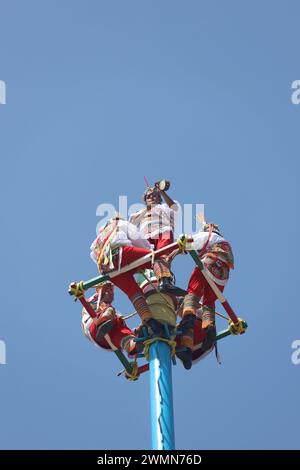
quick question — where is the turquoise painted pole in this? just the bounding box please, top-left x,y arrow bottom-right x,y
149,340 -> 175,450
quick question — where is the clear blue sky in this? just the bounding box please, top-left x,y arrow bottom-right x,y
0,0 -> 299,450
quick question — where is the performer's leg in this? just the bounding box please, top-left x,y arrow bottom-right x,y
113,249 -> 165,335
183,266 -> 204,315
112,273 -> 152,321
150,232 -> 173,279
176,267 -> 204,370
89,321 -> 112,350
89,316 -> 136,353
149,232 -> 186,296
120,245 -> 152,267
113,245 -> 180,334
112,245 -> 153,322
191,318 -> 214,363
155,231 -> 174,249
200,278 -> 225,352
180,266 -> 204,345
110,317 -> 138,355
201,268 -> 226,328
193,318 -> 205,348
86,306 -> 116,346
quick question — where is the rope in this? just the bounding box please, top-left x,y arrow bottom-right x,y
97,219 -> 119,271
120,311 -> 138,321
124,361 -> 139,381
215,310 -> 230,321
151,250 -> 155,267
197,301 -> 230,322
143,337 -> 177,362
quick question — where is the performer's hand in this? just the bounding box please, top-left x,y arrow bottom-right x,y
153,183 -> 161,193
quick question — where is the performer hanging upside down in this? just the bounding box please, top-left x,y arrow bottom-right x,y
177,223 -> 234,369
81,281 -> 137,355
176,300 -> 215,369
90,216 -> 182,335
129,179 -> 186,297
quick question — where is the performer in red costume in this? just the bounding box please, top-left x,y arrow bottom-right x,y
90,216 -> 183,335
129,179 -> 186,296
177,223 -> 234,369
176,300 -> 215,369
81,281 -> 137,355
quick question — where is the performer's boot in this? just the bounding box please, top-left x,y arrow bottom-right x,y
158,277 -> 187,296
176,293 -> 199,369
201,306 -> 216,352
130,293 -> 164,336
153,260 -> 187,296
176,314 -> 195,370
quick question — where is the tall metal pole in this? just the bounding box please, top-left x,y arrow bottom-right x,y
149,340 -> 175,450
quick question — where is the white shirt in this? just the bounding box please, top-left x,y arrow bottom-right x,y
90,220 -> 152,264
187,231 -> 226,252
129,201 -> 178,239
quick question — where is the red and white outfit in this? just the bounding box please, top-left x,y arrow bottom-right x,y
129,201 -> 178,247
90,220 -> 153,300
191,308 -> 215,363
176,300 -> 214,363
184,231 -> 234,324
129,202 -> 178,278
90,219 -> 175,322
81,292 -> 134,353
